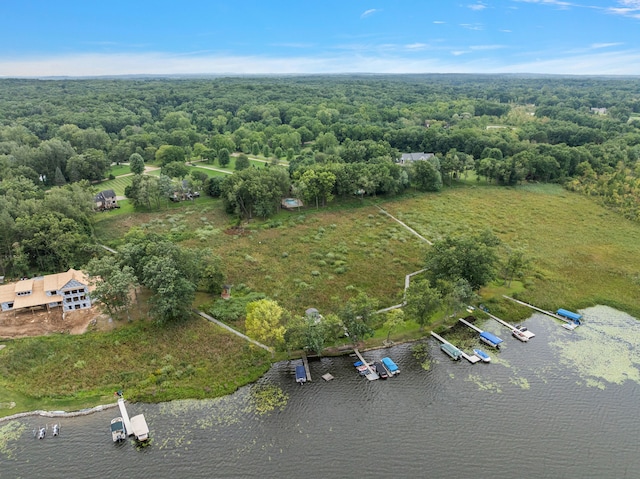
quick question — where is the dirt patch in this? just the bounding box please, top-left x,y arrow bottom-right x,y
0,306 -> 105,339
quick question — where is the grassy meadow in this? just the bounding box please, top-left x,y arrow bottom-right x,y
0,314 -> 271,416
93,181 -> 640,319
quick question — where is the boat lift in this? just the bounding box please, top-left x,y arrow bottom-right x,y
484,311 -> 535,341
458,318 -> 504,349
430,331 -> 480,363
503,296 -> 581,329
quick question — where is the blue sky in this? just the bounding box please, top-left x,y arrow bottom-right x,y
1,0 -> 639,77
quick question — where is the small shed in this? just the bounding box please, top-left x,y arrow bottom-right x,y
221,285 -> 232,300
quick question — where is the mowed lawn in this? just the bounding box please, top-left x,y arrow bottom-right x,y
93,175 -> 133,196
93,182 -> 640,319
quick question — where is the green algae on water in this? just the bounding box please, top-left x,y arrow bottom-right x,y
550,306 -> 640,388
0,421 -> 26,459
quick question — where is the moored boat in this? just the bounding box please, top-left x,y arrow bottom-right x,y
512,328 -> 529,342
36,427 -> 46,439
111,417 -> 126,442
440,343 -> 462,360
52,424 -> 60,437
374,362 -> 388,379
295,364 -> 307,384
381,357 -> 400,375
473,348 -> 491,362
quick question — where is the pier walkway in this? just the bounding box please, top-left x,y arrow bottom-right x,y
353,348 -> 379,380
502,296 -> 574,325
117,398 -> 132,436
301,353 -> 312,382
486,311 -> 535,339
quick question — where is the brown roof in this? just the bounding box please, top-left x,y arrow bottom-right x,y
0,269 -> 92,311
14,279 -> 34,293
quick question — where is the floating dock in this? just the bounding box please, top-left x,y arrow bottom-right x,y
485,312 -> 535,340
503,296 -> 581,328
458,318 -> 504,349
353,348 -> 379,380
430,332 -> 480,363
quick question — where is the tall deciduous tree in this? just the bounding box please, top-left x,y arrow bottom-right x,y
217,148 -> 231,168
424,230 -> 500,291
245,299 -> 287,350
404,279 -> 442,331
129,153 -> 145,175
340,292 -> 378,344
86,257 -> 137,319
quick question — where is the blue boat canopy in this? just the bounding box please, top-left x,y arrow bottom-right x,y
556,308 -> 582,323
480,331 -> 504,345
295,365 -> 306,380
381,357 -> 399,372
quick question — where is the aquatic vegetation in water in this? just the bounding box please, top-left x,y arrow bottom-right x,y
0,421 -> 27,459
509,376 -> 530,390
550,306 -> 640,388
250,385 -> 289,415
466,373 -> 502,393
412,342 -> 431,370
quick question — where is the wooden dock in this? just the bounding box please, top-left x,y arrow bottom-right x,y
458,318 -> 483,333
301,353 -> 312,382
353,348 -> 379,380
430,332 -> 480,363
117,398 -> 132,437
486,311 -> 535,338
503,295 -> 573,324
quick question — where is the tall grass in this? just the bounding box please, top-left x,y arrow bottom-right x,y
0,315 -> 271,415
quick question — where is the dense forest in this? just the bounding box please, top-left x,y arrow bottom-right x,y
1,75 -> 639,279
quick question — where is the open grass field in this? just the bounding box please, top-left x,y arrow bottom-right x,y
380,182 -> 640,319
93,181 -> 640,320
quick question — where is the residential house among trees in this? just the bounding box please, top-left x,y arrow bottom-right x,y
0,269 -> 93,313
94,189 -> 118,210
397,152 -> 435,165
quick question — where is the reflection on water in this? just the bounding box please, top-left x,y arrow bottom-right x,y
2,306 -> 639,479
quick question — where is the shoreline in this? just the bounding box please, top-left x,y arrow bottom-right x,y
0,401 -> 119,424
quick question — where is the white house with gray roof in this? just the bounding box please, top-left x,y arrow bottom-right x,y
398,152 -> 435,165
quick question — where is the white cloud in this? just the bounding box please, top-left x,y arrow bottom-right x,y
591,42 -> 623,49
361,9 -> 380,18
470,44 -> 507,51
514,0 -> 575,7
468,3 -> 488,10
1,48 -> 640,77
405,43 -> 429,50
459,23 -> 484,30
433,20 -> 446,24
